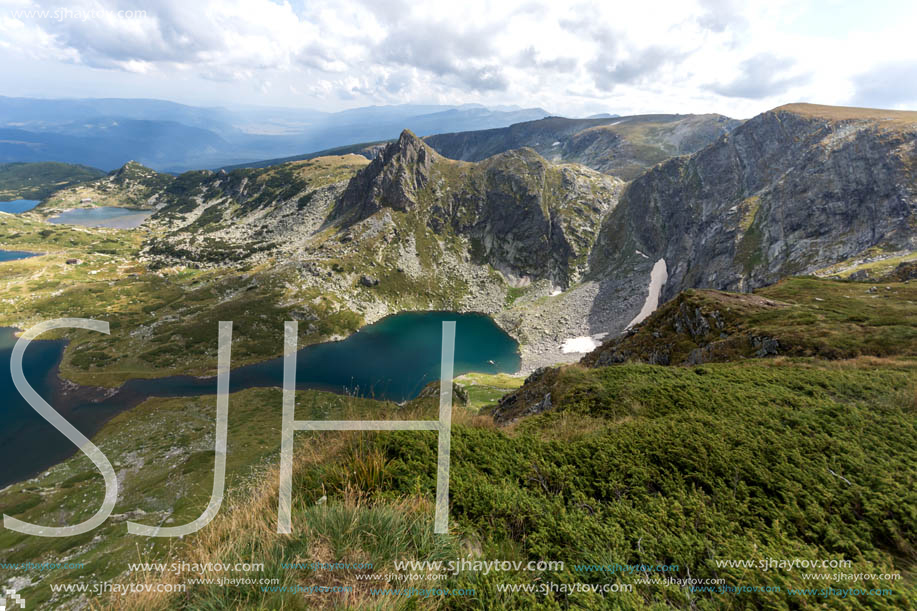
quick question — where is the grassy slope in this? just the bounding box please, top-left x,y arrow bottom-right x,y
8,359 -> 908,610
776,103 -> 917,125
816,249 -> 917,280
0,275 -> 911,609
455,373 -> 524,411
582,276 -> 917,369
1,197 -> 362,388
0,162 -> 105,201
0,388 -> 415,609
754,277 -> 917,357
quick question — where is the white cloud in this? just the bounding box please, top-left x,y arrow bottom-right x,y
709,53 -> 811,99
0,0 -> 916,115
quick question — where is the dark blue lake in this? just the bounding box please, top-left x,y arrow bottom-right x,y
0,312 -> 519,487
0,199 -> 39,213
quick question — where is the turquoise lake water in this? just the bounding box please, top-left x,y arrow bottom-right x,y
48,206 -> 152,228
0,199 -> 39,213
0,249 -> 39,262
0,312 -> 520,486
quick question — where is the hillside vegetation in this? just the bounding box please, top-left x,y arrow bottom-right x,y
0,213 -> 362,387
1,276 -> 913,609
577,276 -> 917,370
0,162 -> 104,201
38,161 -> 174,212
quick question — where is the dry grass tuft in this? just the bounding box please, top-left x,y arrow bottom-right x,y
104,395 -> 467,610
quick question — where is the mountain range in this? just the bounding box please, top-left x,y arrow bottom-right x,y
424,112 -> 740,179
1,101 -> 916,609
0,96 -> 551,172
27,102 -> 910,371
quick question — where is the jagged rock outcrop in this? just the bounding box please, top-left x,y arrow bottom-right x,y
335,130 -> 624,287
491,366 -> 561,424
337,130 -> 437,220
579,290 -> 788,368
878,261 -> 917,282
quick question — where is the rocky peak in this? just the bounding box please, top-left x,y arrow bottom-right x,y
109,160 -> 163,186
336,129 -> 438,220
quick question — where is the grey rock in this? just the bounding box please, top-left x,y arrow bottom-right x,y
751,336 -> 779,357
590,105 -> 917,303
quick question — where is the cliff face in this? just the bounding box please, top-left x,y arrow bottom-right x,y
336,130 -> 623,287
424,113 -> 740,180
591,104 -> 917,301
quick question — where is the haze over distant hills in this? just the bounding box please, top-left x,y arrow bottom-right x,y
0,97 -> 551,172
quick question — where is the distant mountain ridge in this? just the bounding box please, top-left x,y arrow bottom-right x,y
217,142 -> 388,172
0,161 -> 105,201
424,113 -> 740,179
0,121 -> 229,171
0,96 -> 550,171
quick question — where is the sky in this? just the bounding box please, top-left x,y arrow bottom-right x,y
1,0 -> 916,118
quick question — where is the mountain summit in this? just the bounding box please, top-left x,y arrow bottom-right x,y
337,130 -> 438,220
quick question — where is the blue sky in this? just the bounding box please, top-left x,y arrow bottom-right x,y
1,0 -> 915,117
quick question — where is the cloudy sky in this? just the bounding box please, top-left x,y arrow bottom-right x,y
1,0 -> 916,118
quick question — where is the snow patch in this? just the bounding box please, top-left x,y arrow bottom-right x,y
551,141 -> 561,146
561,336 -> 599,354
626,259 -> 668,329
635,250 -> 649,259
550,289 -> 562,296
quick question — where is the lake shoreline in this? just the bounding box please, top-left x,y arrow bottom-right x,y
0,311 -> 521,488
47,206 -> 153,229
0,248 -> 43,262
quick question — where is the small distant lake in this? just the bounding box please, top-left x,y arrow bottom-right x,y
0,199 -> 39,213
0,312 -> 520,487
0,249 -> 39,263
48,206 -> 152,229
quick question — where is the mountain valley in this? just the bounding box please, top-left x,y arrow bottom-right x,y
0,102 -> 915,610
